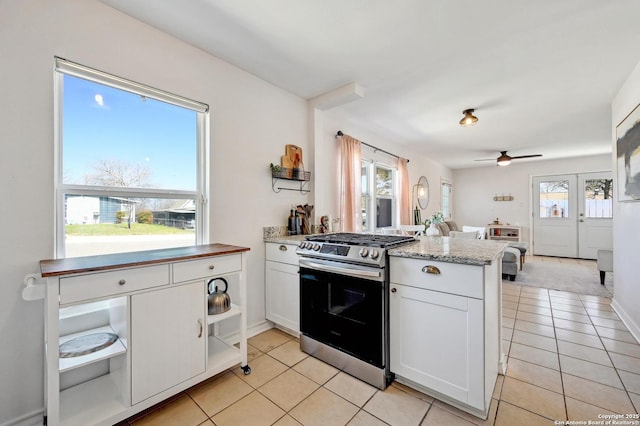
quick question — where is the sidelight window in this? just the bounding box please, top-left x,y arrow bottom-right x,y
441,180 -> 452,219
54,58 -> 209,257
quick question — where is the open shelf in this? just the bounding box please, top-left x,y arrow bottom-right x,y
487,225 -> 521,242
271,168 -> 311,194
59,372 -> 127,426
207,304 -> 241,325
59,325 -> 126,373
207,337 -> 241,372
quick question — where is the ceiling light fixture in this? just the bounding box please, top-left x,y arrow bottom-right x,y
459,109 -> 478,127
496,152 -> 511,166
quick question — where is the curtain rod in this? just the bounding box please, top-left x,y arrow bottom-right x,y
336,131 -> 409,163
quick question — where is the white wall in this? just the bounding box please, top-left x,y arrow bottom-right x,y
611,61 -> 640,340
453,155 -> 611,242
0,1 -> 308,424
314,110 -> 453,226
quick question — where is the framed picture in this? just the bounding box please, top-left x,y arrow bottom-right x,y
616,102 -> 640,201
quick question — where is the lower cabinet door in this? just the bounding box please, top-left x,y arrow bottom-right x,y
131,281 -> 206,405
390,283 -> 484,408
265,261 -> 300,332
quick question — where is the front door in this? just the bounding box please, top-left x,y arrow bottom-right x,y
577,172 -> 613,259
533,173 -> 613,259
533,175 -> 578,257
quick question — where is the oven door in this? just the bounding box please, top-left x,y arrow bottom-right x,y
299,259 -> 384,367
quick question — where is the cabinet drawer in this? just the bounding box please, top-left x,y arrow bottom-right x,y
390,257 -> 483,299
173,254 -> 241,283
60,265 -> 170,304
265,242 -> 299,265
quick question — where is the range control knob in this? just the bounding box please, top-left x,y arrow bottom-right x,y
359,248 -> 369,258
313,244 -> 321,251
369,249 -> 380,259
299,242 -> 306,249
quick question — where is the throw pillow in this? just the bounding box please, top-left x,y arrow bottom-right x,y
445,220 -> 459,232
436,222 -> 450,236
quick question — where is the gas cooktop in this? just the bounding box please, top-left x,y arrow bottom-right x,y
305,233 -> 415,248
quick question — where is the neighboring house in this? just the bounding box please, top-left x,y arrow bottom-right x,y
66,195 -> 137,225
152,199 -> 196,229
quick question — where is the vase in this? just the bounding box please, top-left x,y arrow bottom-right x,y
426,223 -> 440,236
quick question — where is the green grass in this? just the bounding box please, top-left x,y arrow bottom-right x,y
66,223 -> 193,236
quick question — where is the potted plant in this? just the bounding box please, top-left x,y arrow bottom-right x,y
424,212 -> 444,236
270,163 -> 283,178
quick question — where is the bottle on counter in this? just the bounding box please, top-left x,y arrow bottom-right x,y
294,210 -> 301,235
288,209 -> 296,235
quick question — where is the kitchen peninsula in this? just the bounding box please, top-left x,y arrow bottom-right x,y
264,231 -> 506,419
388,237 -> 506,419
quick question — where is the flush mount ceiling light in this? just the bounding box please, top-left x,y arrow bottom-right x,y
459,109 -> 478,127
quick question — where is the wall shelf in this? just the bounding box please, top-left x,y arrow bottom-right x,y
493,195 -> 514,201
271,168 -> 311,194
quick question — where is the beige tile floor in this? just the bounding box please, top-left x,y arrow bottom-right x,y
124,257 -> 640,426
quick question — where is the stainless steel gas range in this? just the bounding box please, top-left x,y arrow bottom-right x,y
296,233 -> 415,389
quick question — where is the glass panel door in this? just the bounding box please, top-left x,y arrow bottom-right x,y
533,175 -> 577,257
533,173 -> 613,259
578,173 -> 613,259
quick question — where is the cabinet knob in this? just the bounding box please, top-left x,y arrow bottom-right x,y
279,245 -> 288,251
391,288 -> 397,293
118,279 -> 126,286
421,265 -> 441,275
208,265 -> 215,270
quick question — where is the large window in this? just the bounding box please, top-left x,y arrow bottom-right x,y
362,160 -> 397,231
55,58 -> 208,257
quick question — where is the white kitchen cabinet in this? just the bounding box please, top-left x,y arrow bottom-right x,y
389,256 -> 502,419
131,281 -> 205,404
265,242 -> 300,334
390,284 -> 484,406
39,244 -> 249,426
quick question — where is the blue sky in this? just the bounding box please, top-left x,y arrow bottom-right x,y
62,75 -> 197,191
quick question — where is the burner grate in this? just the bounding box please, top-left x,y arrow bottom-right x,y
306,233 -> 415,247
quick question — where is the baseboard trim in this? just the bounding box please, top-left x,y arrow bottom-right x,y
0,408 -> 43,426
218,320 -> 274,345
248,320 -> 275,339
611,299 -> 640,344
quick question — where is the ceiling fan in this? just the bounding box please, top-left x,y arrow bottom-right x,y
475,151 -> 543,166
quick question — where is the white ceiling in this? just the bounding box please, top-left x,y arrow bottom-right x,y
101,0 -> 640,169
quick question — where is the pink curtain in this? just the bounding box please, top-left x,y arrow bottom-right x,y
398,157 -> 411,225
338,134 -> 362,232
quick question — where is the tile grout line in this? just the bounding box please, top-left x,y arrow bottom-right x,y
584,300 -> 639,412
544,286 -> 570,422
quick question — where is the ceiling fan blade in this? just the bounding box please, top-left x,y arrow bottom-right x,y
474,158 -> 495,162
510,154 -> 543,160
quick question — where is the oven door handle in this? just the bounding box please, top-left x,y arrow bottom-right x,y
299,258 -> 383,281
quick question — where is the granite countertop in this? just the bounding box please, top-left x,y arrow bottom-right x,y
264,234 -> 310,244
388,237 -> 508,266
